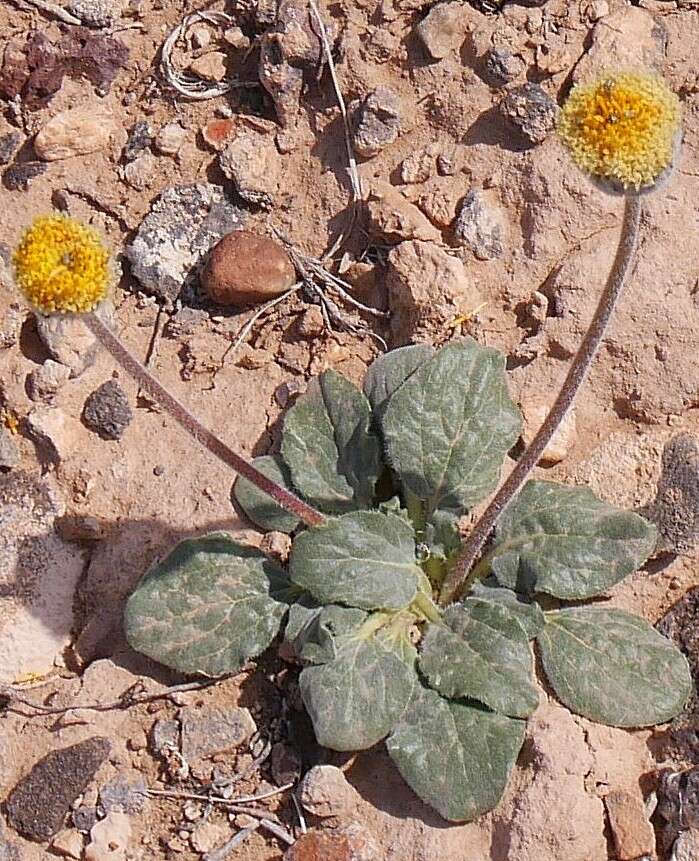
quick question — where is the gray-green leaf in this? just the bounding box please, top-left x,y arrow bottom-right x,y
281,370 -> 382,512
490,481 -> 658,599
387,686 -> 525,822
419,600 -> 539,717
233,455 -> 301,533
382,340 -> 521,515
294,604 -> 368,664
469,581 -> 546,639
125,534 -> 288,676
538,606 -> 693,727
363,344 -> 434,417
300,620 -> 417,750
289,510 -> 420,611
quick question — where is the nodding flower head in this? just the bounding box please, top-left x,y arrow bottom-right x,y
557,71 -> 681,194
13,215 -> 113,314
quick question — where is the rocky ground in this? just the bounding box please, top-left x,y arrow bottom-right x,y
1,0 -> 699,858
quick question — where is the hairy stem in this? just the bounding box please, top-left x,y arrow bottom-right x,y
85,312 -> 326,528
440,193 -> 643,604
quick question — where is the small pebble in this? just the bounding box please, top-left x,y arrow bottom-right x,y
500,83 -> 558,145
123,120 -> 153,162
189,52 -> 228,82
485,48 -> 525,87
350,86 -> 401,158
155,122 -> 187,156
202,230 -> 296,306
82,380 -> 133,441
27,359 -> 71,403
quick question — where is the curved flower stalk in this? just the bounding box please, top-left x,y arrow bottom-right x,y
12,214 -> 325,528
441,70 -> 682,603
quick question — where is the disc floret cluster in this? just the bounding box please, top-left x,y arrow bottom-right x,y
558,71 -> 681,192
13,215 -> 111,314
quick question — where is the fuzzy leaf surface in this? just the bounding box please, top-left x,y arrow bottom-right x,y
538,607 -> 693,727
469,581 -> 546,639
233,455 -> 300,533
491,481 -> 658,599
386,686 -> 525,822
125,534 -> 288,676
381,340 -> 521,514
294,604 -> 368,664
281,370 -> 382,512
300,620 -> 417,750
289,510 -> 420,611
419,601 -> 539,717
363,344 -> 434,417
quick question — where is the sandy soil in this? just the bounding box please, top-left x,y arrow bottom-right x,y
1,0 -> 699,858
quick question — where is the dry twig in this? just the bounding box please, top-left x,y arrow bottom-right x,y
7,0 -> 81,25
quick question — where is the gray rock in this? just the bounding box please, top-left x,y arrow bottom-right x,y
0,824 -> 21,861
484,47 -> 525,87
27,359 -> 72,403
67,0 -> 125,27
99,775 -> 147,815
123,120 -> 153,162
82,380 -> 132,441
454,189 -> 504,260
0,427 -> 19,470
180,706 -> 256,763
150,719 -> 179,755
643,433 -> 699,555
350,86 -> 401,158
5,737 -> 111,841
500,83 -> 558,145
0,131 -> 22,166
125,184 -> 245,303
3,161 -> 46,191
270,742 -> 301,786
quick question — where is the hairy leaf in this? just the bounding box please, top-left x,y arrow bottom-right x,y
490,481 -> 658,599
469,581 -> 546,639
419,601 -> 539,717
387,686 -> 525,822
363,344 -> 434,417
281,370 -> 382,512
300,619 -> 417,750
538,607 -> 693,727
290,510 -> 420,611
233,455 -> 300,533
294,604 -> 368,664
125,534 -> 288,676
381,340 -> 521,515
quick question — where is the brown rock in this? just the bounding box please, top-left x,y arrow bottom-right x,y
604,789 -> 656,861
34,105 -> 117,161
180,705 -> 257,762
284,825 -> 379,861
189,51 -> 228,82
298,765 -> 358,818
386,240 -> 482,344
202,231 -> 296,306
367,182 -> 441,244
416,1 -> 469,60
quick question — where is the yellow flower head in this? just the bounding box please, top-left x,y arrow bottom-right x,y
13,215 -> 112,314
557,71 -> 681,193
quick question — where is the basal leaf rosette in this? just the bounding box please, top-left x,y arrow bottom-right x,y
13,215 -> 114,314
558,71 -> 681,194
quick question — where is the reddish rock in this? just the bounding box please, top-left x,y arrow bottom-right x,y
284,825 -> 378,861
604,789 -> 656,861
202,230 -> 296,306
202,118 -> 235,150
